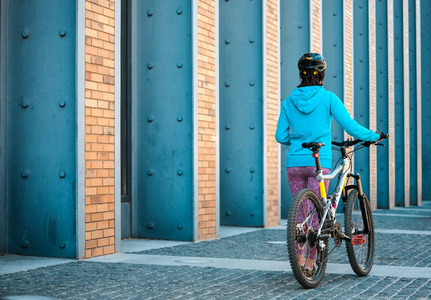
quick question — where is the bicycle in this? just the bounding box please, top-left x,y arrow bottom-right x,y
286,134 -> 389,288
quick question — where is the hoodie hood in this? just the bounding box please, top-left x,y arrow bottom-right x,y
290,86 -> 324,114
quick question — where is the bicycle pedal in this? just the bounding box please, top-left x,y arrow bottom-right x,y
351,234 -> 366,245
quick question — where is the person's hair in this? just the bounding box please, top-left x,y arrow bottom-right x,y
297,70 -> 325,87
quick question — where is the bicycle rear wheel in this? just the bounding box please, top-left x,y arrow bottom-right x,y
287,189 -> 328,288
344,189 -> 375,276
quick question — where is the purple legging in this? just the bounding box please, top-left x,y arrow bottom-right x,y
287,167 -> 331,265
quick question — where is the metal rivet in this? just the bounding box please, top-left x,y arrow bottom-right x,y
148,223 -> 154,229
147,116 -> 153,122
226,211 -> 231,216
177,63 -> 183,68
360,114 -> 364,117
333,43 -> 337,47
22,170 -> 29,178
359,33 -> 363,36
333,75 -> 337,78
59,100 -> 66,108
225,81 -> 230,87
147,10 -> 153,16
359,87 -> 363,90
177,8 -> 182,15
177,224 -> 183,230
359,59 -> 363,63
59,241 -> 67,249
21,30 -> 29,39
177,116 -> 183,122
333,12 -> 337,16
225,124 -> 231,130
59,29 -> 66,37
22,241 -> 29,248
249,81 -> 255,86
148,170 -> 153,176
147,63 -> 153,69
298,24 -> 302,29
334,136 -> 338,140
249,38 -> 254,43
250,124 -> 255,130
250,211 -> 255,217
250,168 -> 255,173
59,171 -> 66,178
177,170 -> 183,176
225,39 -> 230,44
225,168 -> 230,173
21,101 -> 29,109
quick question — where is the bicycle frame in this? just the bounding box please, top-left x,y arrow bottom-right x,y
315,156 -> 350,238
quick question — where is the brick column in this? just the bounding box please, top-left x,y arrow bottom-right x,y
265,0 -> 279,227
403,0 -> 410,206
344,1 -> 354,117
310,0 -> 322,53
197,0 -> 217,240
416,0 -> 422,206
388,0 -> 395,209
84,0 -> 116,258
369,0 -> 378,210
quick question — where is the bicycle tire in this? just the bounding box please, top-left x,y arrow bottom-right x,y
344,189 -> 375,276
287,189 -> 328,288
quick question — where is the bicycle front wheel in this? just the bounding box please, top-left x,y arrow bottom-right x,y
287,189 -> 328,289
344,189 -> 375,276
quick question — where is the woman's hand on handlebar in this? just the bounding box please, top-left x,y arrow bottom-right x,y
376,131 -> 389,142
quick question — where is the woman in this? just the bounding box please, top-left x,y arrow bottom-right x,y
275,53 -> 384,273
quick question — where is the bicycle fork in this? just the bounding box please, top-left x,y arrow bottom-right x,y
348,173 -> 371,235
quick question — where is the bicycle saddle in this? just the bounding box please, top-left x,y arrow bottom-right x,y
302,142 -> 325,149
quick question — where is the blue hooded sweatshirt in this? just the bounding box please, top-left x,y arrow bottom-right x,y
275,86 -> 380,169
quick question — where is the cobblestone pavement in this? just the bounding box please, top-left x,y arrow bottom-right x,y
0,202 -> 430,299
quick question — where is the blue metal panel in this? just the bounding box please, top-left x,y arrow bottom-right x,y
280,0 -> 310,218
353,0 -> 371,200
393,0 -> 406,206
376,0 -> 390,208
220,0 -> 263,226
322,0 -> 344,210
408,0 -> 418,205
421,0 -> 431,200
135,1 -> 193,240
7,0 -> 77,257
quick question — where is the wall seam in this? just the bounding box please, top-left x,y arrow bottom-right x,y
215,0 -> 220,238
77,0 -> 86,259
192,0 -> 199,241
262,0 -> 268,227
114,0 -> 121,252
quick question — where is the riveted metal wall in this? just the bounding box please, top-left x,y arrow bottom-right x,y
133,1 -> 193,240
7,0 -> 77,257
220,0 -> 263,226
322,0 -> 344,203
408,0 -> 418,205
421,0 -> 431,200
0,0 -> 7,254
394,0 -> 406,206
353,0 -> 372,199
375,0 -> 390,208
279,0 -> 310,219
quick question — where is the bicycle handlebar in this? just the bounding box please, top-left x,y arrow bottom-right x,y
331,133 -> 390,148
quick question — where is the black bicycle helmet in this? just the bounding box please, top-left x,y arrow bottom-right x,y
298,53 -> 327,72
